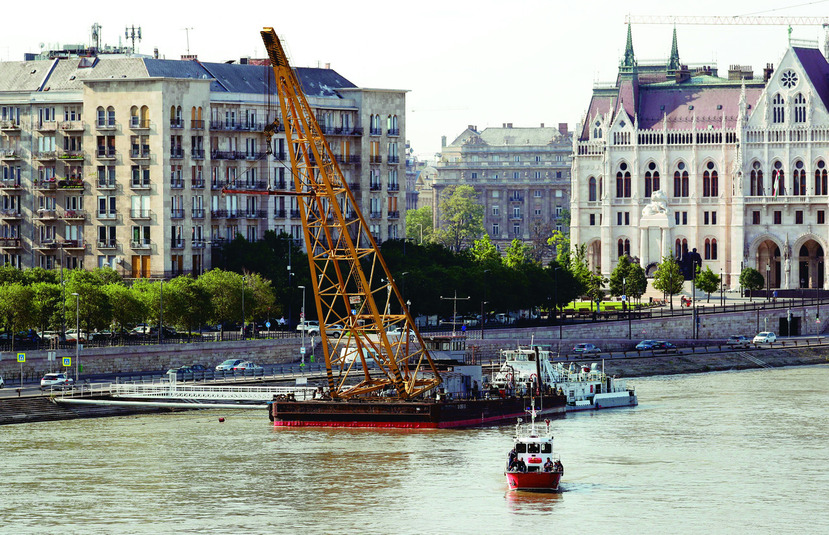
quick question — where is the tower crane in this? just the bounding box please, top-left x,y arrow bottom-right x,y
251,27 -> 441,400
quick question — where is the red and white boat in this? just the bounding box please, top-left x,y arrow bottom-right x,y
505,401 -> 563,492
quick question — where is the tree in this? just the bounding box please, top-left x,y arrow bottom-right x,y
405,206 -> 433,244
29,282 -> 61,335
585,272 -> 608,310
740,267 -> 765,301
103,284 -> 146,337
652,256 -> 684,311
197,269 -> 245,329
625,263 -> 648,303
245,272 -> 277,324
163,276 -> 211,334
504,239 -> 536,269
470,234 -> 501,267
608,255 -> 634,297
547,230 -> 572,268
695,266 -> 720,303
0,283 -> 34,352
432,184 -> 484,252
528,219 -> 554,262
66,280 -> 112,334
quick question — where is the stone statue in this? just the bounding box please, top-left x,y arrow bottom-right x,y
642,189 -> 669,217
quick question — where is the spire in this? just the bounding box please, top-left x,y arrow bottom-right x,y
622,23 -> 636,69
668,26 -> 681,73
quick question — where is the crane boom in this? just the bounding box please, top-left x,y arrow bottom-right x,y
259,27 -> 441,400
625,15 -> 829,26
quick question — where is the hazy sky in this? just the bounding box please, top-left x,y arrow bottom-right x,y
5,0 -> 829,160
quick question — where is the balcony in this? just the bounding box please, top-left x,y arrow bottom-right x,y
97,211 -> 117,220
370,183 -> 382,191
33,179 -> 58,191
289,209 -> 300,218
191,120 -> 205,130
370,128 -> 382,136
370,155 -> 382,164
170,208 -> 185,219
60,121 -> 84,132
192,179 -> 205,189
273,151 -> 287,161
170,179 -> 184,189
274,209 -> 287,218
239,122 -> 261,132
0,236 -> 23,249
245,151 -> 266,160
97,179 -> 116,190
33,151 -> 57,161
387,128 -> 400,137
0,149 -> 22,160
33,240 -> 59,250
35,121 -> 57,132
192,208 -> 205,219
130,118 -> 150,130
0,209 -> 22,220
211,209 -> 227,218
131,179 -> 151,190
243,210 -> 267,219
0,120 -> 21,131
96,120 -> 116,130
388,183 -> 400,192
0,237 -> 22,248
191,149 -> 205,159
60,240 -> 85,251
192,239 -> 206,249
97,239 -> 117,249
211,150 -> 241,160
348,182 -> 361,191
211,181 -> 224,191
388,210 -> 400,219
57,179 -> 85,191
97,147 -> 116,159
130,145 -> 151,160
61,210 -> 86,221
369,211 -> 382,219
226,211 -> 239,219
0,180 -> 22,190
130,209 -> 151,220
510,196 -> 524,202
170,148 -> 184,159
171,238 -> 185,249
388,156 -> 400,164
131,238 -> 151,249
170,119 -> 184,129
58,151 -> 84,162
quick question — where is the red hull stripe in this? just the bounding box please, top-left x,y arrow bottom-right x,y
273,408 -> 562,429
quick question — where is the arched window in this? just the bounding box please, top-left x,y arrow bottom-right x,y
675,238 -> 682,258
772,93 -> 785,123
816,160 -> 828,196
793,160 -> 806,196
644,162 -> 660,198
588,177 -> 597,201
96,106 -> 105,127
618,239 -> 625,258
705,239 -> 711,260
682,239 -> 688,256
702,162 -> 718,197
106,106 -> 115,126
130,106 -> 139,127
750,162 -> 764,196
772,161 -> 785,196
711,238 -> 718,260
794,93 -> 806,123
140,105 -> 149,125
673,161 -> 689,197
616,162 -> 631,198
624,239 -> 630,257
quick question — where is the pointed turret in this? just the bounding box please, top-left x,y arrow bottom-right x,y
621,23 -> 637,71
667,26 -> 681,75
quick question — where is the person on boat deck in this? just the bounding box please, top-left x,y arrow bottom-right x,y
507,448 -> 517,469
554,460 -> 564,474
544,458 -> 554,472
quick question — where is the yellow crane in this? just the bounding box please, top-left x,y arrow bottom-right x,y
258,27 -> 441,400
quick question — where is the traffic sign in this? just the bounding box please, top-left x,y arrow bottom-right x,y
47,351 -> 56,361
16,352 -> 25,363
300,347 -> 306,354
265,321 -> 271,328
300,312 -> 305,319
63,357 -> 71,367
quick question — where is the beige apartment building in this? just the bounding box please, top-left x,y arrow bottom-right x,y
0,55 -> 406,277
427,123 -> 572,253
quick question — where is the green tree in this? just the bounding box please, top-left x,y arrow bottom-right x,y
608,255 -> 634,297
103,283 -> 146,337
652,256 -> 684,311
405,206 -> 434,244
626,263 -> 648,303
197,269 -> 245,330
432,184 -> 484,252
0,283 -> 34,351
245,272 -> 277,325
695,266 -> 720,303
585,272 -> 608,311
470,234 -> 501,267
66,280 -> 112,334
740,267 -> 765,301
164,276 -> 212,334
557,208 -> 571,231
93,266 -> 123,285
547,230 -> 572,268
504,239 -> 536,269
29,282 -> 61,335
0,266 -> 24,285
24,267 -> 59,285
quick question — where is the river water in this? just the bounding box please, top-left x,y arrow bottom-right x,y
1,365 -> 828,534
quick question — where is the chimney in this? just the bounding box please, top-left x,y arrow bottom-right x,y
507,123 -> 513,128
540,123 -> 545,128
468,124 -> 475,131
502,123 -> 506,128
675,64 -> 690,83
764,63 -> 774,82
240,57 -> 248,65
441,135 -> 447,148
153,48 -> 159,59
558,122 -> 568,135
325,62 -> 331,69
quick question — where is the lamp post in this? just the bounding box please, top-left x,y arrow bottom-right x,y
416,223 -> 423,245
158,280 -> 164,344
441,291 -> 470,337
71,292 -> 79,382
623,276 -> 631,339
482,269 -> 490,340
720,267 -> 724,307
554,267 -> 562,340
241,275 -> 246,339
298,285 -> 306,365
692,266 -> 697,339
766,263 -> 771,301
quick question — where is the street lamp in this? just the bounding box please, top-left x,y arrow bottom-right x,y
623,276 -> 631,339
241,275 -> 246,339
554,267 -> 562,340
158,280 -> 164,344
482,269 -> 490,340
416,223 -> 424,244
298,285 -> 306,365
441,291 -> 470,337
720,268 -> 724,307
766,263 -> 771,301
71,292 -> 79,382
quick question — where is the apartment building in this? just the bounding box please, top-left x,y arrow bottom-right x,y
0,55 -> 406,277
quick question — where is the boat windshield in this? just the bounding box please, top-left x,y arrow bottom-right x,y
527,443 -> 540,453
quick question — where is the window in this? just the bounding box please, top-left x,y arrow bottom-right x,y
772,161 -> 785,196
616,163 -> 631,198
711,212 -> 717,225
794,93 -> 806,123
753,211 -> 760,224
682,212 -> 687,225
617,238 -> 630,258
793,161 -> 806,196
513,224 -> 520,236
625,212 -> 630,225
774,210 -> 782,224
588,177 -> 597,201
816,160 -> 828,195
492,223 -> 499,235
819,211 -> 825,224
772,93 -> 785,124
675,212 -> 680,225
796,210 -> 804,224
704,211 -> 709,225
617,212 -> 623,225
750,162 -> 764,196
589,214 -> 596,226
703,162 -> 718,197
492,205 -> 500,216
644,162 -> 660,197
673,162 -> 689,197
534,190 -> 542,198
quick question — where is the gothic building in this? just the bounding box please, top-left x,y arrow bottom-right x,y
571,26 -> 829,290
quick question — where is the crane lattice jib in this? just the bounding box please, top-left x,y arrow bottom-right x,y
260,27 -> 441,400
625,15 -> 829,26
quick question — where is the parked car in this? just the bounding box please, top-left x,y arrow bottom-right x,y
0,375 -> 4,388
573,343 -> 601,353
215,359 -> 244,371
40,372 -> 74,390
232,361 -> 263,372
753,332 -> 777,344
727,335 -> 751,348
651,341 -> 678,352
65,329 -> 86,342
635,340 -> 658,350
296,320 -> 320,335
325,323 -> 345,336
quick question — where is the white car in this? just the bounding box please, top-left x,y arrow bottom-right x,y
215,359 -> 244,371
40,372 -> 74,390
752,332 -> 777,344
727,335 -> 751,348
232,361 -> 263,372
0,375 -> 4,388
296,321 -> 320,335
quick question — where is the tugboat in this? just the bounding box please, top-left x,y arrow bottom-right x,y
505,400 -> 563,492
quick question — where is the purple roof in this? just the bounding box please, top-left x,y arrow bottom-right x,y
637,85 -> 762,130
579,94 -> 615,140
794,47 -> 829,112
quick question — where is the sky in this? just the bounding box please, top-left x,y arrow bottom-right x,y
4,0 -> 829,161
